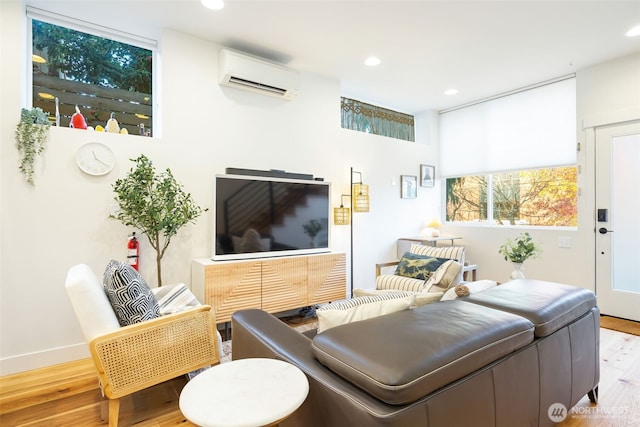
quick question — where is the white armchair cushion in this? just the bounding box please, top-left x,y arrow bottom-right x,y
65,264 -> 120,342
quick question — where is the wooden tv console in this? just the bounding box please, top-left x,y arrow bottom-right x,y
191,253 -> 347,324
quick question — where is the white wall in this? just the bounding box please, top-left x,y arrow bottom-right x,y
0,3 -> 437,374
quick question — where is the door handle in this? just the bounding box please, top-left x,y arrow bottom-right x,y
598,227 -> 613,234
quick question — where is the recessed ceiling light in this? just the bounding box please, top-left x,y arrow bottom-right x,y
626,24 -> 640,37
32,54 -> 46,64
201,0 -> 224,10
364,56 -> 381,67
444,88 -> 459,95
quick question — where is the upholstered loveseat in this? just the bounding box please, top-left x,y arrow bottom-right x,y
231,279 -> 600,427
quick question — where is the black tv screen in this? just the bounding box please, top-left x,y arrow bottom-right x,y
213,174 -> 331,260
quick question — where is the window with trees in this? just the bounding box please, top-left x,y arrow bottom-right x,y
30,12 -> 155,136
446,166 -> 577,227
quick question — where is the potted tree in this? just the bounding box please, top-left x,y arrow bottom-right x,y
15,107 -> 51,186
110,155 -> 205,286
498,232 -> 542,279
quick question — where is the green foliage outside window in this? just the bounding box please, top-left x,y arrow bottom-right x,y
33,20 -> 151,92
31,19 -> 153,134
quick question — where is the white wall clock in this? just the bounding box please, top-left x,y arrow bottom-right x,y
76,142 -> 116,176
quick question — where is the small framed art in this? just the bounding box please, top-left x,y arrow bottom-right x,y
401,175 -> 417,199
420,164 -> 435,187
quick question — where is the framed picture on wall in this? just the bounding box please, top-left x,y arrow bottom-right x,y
420,164 -> 435,187
401,175 -> 417,198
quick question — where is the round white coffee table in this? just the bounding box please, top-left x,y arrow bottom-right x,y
179,358 -> 309,427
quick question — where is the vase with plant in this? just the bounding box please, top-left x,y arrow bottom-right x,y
498,232 -> 542,279
15,107 -> 51,186
110,155 -> 206,286
302,219 -> 322,248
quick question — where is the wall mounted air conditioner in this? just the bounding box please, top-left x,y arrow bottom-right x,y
218,49 -> 300,100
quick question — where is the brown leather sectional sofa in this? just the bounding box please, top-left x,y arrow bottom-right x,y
231,279 -> 600,426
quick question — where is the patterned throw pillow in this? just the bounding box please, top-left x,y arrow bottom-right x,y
409,244 -> 466,285
103,260 -> 160,326
424,260 -> 463,291
152,283 -> 201,315
395,253 -> 449,281
316,293 -> 415,333
409,244 -> 465,266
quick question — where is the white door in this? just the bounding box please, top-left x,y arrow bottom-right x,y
595,122 -> 640,321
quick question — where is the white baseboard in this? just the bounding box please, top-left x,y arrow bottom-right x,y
0,343 -> 89,376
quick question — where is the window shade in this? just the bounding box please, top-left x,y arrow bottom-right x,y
439,77 -> 576,177
27,6 -> 157,50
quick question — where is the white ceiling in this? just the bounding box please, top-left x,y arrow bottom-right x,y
26,0 -> 640,113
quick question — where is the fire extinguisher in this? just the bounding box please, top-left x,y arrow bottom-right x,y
127,232 -> 139,271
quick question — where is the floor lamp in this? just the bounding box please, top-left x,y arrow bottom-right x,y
333,167 -> 370,298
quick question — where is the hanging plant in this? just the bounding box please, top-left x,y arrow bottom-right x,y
15,107 -> 51,186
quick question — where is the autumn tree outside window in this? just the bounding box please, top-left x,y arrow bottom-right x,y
446,167 -> 578,227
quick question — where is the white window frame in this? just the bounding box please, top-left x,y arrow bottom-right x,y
445,166 -> 578,231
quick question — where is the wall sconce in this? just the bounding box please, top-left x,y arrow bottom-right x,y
427,218 -> 443,237
352,170 -> 370,212
334,194 -> 351,225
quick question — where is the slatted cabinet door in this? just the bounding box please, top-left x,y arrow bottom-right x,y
308,253 -> 347,305
205,260 -> 262,323
261,256 -> 308,314
193,253 -> 346,324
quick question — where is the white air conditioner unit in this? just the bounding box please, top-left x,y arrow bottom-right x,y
218,49 -> 300,100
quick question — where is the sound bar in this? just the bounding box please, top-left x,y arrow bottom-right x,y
225,167 -> 316,181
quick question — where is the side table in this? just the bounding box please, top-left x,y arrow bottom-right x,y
463,264 -> 478,282
179,358 -> 309,427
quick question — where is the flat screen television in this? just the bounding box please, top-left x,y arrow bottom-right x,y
213,174 -> 331,260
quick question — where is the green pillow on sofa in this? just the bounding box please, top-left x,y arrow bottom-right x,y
395,253 -> 449,281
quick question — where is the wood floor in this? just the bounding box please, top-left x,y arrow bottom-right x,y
1,318 -> 639,427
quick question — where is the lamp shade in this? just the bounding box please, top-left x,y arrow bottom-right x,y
427,218 -> 442,229
352,184 -> 370,212
427,218 -> 442,237
334,206 -> 350,225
